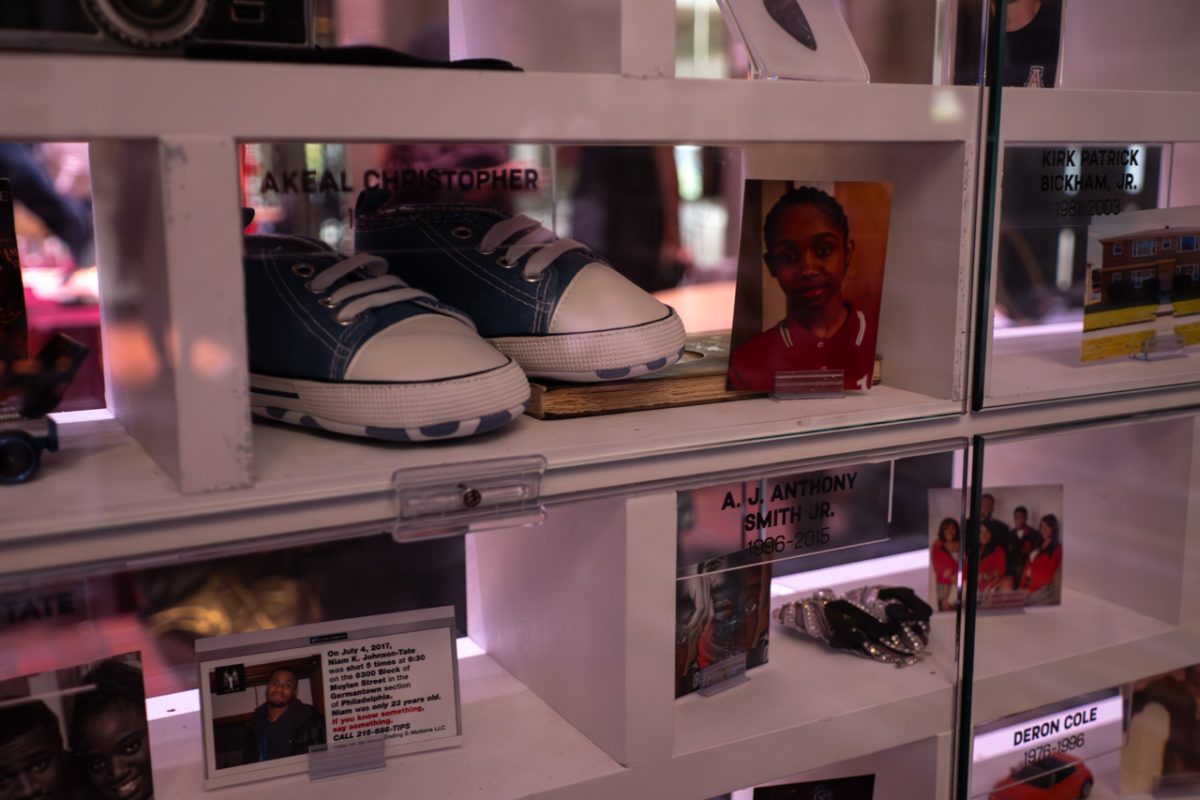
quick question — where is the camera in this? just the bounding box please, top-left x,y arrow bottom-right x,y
0,0 -> 312,54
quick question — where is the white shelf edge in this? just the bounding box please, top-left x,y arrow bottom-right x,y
4,381 -> 1200,578
1000,87 -> 1200,143
970,590 -> 1200,727
984,327 -> 1200,408
0,55 -> 978,143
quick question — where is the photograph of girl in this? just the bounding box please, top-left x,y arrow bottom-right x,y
728,180 -> 891,393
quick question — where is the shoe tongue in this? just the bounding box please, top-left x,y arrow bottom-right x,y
356,187 -> 390,217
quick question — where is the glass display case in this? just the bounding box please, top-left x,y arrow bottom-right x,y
976,0 -> 1200,408
961,411 -> 1200,799
1,1 -> 1199,799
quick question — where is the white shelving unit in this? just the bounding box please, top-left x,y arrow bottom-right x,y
3,3 -> 1200,798
5,382 -> 1199,577
0,54 -> 985,502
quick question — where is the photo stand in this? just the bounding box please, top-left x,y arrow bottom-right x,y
696,652 -> 751,697
391,455 -> 547,540
308,737 -> 387,782
1133,333 -> 1188,362
975,592 -> 1027,616
770,369 -> 845,400
714,0 -> 869,82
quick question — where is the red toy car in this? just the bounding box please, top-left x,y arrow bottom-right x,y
989,754 -> 1094,800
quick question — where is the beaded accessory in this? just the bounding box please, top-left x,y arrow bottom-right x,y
773,585 -> 932,668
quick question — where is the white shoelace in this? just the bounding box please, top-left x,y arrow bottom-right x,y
303,253 -> 435,324
477,215 -> 590,281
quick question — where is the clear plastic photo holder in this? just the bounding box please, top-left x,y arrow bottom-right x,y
308,737 -> 387,781
714,0 -> 869,82
770,369 -> 845,400
1133,332 -> 1188,361
696,652 -> 752,697
391,455 -> 547,541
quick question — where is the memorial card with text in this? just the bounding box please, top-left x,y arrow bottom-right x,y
196,608 -> 461,788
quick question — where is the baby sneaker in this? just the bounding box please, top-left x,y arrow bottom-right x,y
243,221 -> 530,441
354,190 -> 687,382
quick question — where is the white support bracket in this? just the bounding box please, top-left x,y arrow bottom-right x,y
468,491 -> 676,767
89,135 -> 252,493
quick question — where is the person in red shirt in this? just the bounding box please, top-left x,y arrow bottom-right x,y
1021,513 -> 1063,602
977,523 -> 1008,595
930,517 -> 961,612
729,186 -> 875,391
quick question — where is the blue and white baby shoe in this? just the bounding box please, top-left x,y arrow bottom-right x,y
243,227 -> 530,441
354,191 -> 687,382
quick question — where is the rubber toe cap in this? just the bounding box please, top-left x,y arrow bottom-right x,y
549,263 -> 673,334
346,313 -> 511,382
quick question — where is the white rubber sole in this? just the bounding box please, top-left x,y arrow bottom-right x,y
250,359 -> 530,441
488,309 -> 687,382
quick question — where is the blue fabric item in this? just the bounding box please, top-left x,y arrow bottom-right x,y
244,232 -> 464,381
354,194 -> 595,338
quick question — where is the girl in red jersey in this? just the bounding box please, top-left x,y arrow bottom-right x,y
729,186 -> 876,391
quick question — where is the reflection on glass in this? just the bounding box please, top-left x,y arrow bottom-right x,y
0,535 -> 465,698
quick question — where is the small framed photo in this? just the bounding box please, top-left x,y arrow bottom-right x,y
729,180 -> 892,393
214,664 -> 246,695
196,607 -> 462,788
0,652 -> 152,800
927,485 -> 1064,611
675,562 -> 772,698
